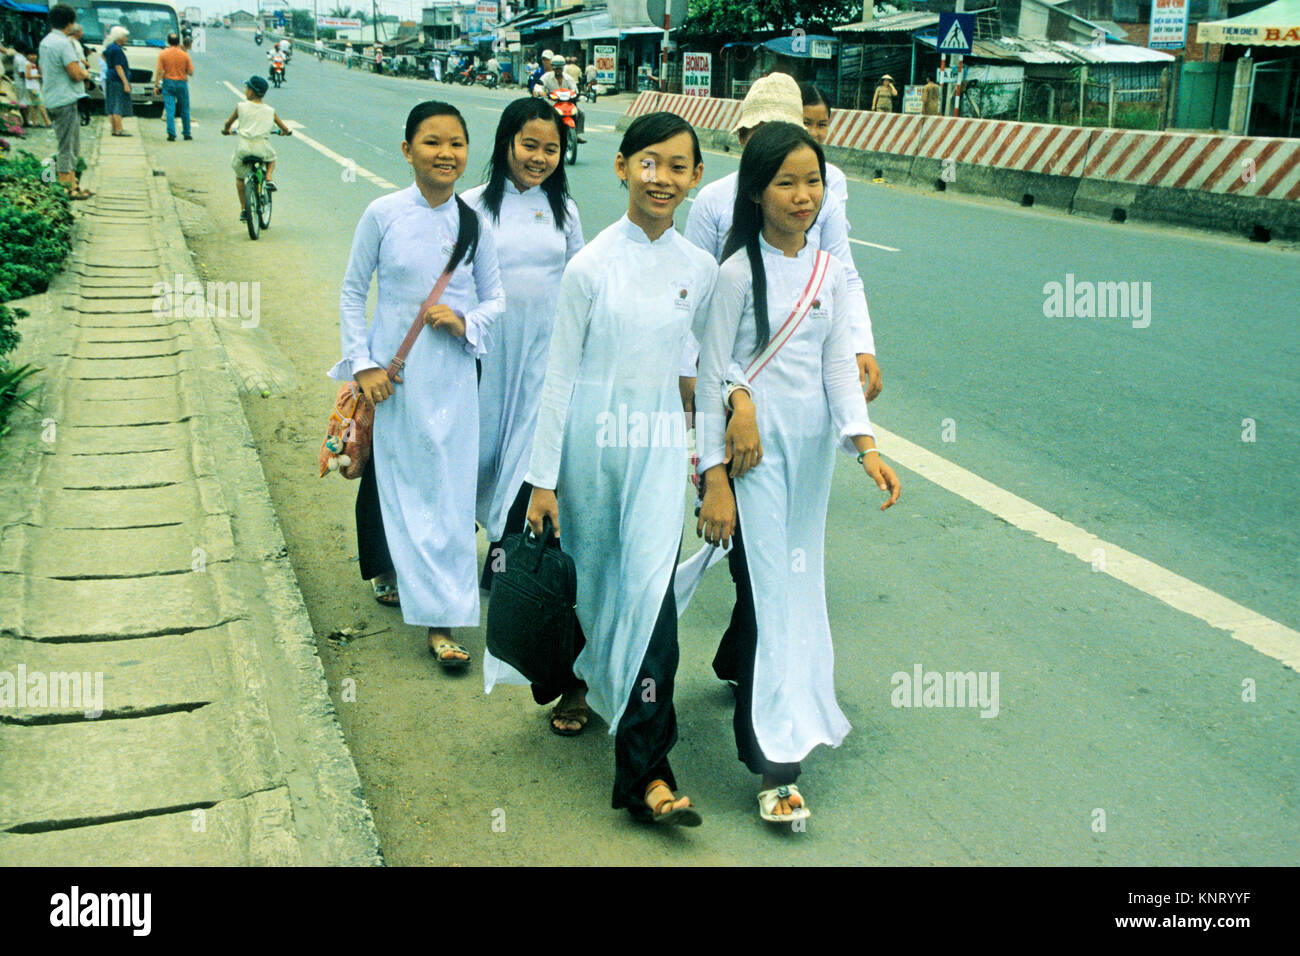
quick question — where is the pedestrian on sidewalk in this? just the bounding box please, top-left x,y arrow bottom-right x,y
694,121 -> 900,826
103,25 -> 132,135
871,74 -> 897,113
21,49 -> 52,126
10,42 -> 35,126
524,112 -> 716,825
333,101 -> 505,670
153,31 -> 193,141
465,97 -> 587,735
220,75 -> 292,222
38,3 -> 94,199
68,24 -> 92,127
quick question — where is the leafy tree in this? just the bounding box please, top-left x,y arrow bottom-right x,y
290,8 -> 314,35
681,0 -> 864,36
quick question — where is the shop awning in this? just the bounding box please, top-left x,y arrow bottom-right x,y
0,0 -> 49,12
620,26 -> 667,36
568,12 -> 619,40
761,33 -> 838,57
1197,0 -> 1300,45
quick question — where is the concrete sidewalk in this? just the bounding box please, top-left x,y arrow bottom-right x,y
0,118 -> 382,865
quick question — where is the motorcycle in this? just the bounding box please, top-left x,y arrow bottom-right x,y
474,68 -> 498,89
548,88 -> 579,165
580,78 -> 600,103
254,31 -> 263,46
269,62 -> 285,88
453,66 -> 475,86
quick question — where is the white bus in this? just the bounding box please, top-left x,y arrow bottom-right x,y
56,0 -> 182,108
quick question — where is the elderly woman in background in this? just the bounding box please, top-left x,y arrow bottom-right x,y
103,25 -> 132,135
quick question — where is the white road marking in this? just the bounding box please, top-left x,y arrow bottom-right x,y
850,238 -> 900,252
221,81 -> 398,190
874,425 -> 1300,672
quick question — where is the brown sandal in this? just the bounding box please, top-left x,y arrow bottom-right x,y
628,780 -> 702,827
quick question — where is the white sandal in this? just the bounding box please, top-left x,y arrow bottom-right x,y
758,784 -> 811,824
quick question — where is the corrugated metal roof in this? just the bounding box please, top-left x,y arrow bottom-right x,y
834,11 -> 941,33
915,34 -> 1175,64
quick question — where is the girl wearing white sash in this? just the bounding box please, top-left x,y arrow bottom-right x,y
694,122 -> 901,824
526,113 -> 718,824
465,98 -> 587,733
334,101 -> 505,669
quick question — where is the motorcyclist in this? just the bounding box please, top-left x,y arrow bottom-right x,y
527,49 -> 551,94
254,27 -> 263,45
540,55 -> 586,143
277,36 -> 292,61
267,47 -> 286,83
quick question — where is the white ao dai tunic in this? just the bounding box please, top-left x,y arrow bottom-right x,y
694,236 -> 871,764
523,215 -> 718,730
331,185 -> 505,627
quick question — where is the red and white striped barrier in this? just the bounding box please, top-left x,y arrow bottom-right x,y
627,91 -> 743,133
1083,129 -> 1300,201
622,92 -> 1300,202
915,117 -> 1095,178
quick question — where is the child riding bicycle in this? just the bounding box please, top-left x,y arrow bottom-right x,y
221,75 -> 292,223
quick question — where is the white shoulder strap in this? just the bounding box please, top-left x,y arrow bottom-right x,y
745,250 -> 831,380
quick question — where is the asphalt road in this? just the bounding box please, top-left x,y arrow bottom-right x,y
140,29 -> 1299,865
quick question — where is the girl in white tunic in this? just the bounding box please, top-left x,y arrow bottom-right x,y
526,113 -> 718,824
464,98 -> 588,734
332,101 -> 505,667
695,122 -> 901,824
799,82 -> 849,212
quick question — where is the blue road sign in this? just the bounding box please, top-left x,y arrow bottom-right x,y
937,12 -> 975,55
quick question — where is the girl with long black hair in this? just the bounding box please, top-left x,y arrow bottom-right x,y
524,112 -> 718,824
332,101 -> 505,669
466,97 -> 588,733
694,121 -> 901,824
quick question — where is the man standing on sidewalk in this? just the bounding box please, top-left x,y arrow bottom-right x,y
153,32 -> 193,141
38,3 -> 93,199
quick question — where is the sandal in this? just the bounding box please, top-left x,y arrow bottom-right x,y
371,576 -> 400,607
549,701 -> 589,737
68,189 -> 94,201
758,784 -> 811,824
111,131 -> 132,136
428,636 -> 470,669
629,780 -> 702,827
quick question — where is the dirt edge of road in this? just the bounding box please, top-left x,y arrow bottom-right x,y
147,149 -> 385,865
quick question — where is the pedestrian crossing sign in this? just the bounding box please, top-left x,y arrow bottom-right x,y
937,12 -> 975,55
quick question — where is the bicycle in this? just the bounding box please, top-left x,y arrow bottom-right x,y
224,128 -> 289,240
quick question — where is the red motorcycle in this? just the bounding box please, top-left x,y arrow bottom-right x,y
548,88 -> 579,165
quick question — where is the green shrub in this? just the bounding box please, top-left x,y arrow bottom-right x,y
0,150 -> 74,303
0,361 -> 41,439
0,302 -> 25,357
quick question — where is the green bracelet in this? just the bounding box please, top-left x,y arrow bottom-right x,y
857,449 -> 879,464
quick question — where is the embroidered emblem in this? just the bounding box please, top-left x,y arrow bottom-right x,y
812,299 -> 821,309
679,288 -> 688,299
